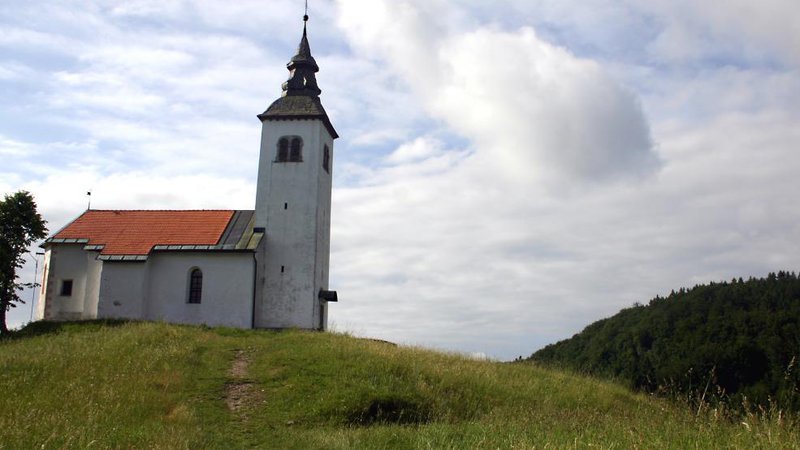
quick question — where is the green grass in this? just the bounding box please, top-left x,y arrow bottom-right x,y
1,321 -> 798,449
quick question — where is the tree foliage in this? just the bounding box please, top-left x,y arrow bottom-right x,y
0,191 -> 47,334
528,272 -> 800,411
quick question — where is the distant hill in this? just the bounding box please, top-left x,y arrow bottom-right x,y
528,272 -> 800,411
1,321 -> 796,447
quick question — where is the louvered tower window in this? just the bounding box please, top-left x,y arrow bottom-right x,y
276,136 -> 303,162
289,137 -> 303,162
276,137 -> 289,162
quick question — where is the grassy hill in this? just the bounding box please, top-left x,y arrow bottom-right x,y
1,321 -> 798,449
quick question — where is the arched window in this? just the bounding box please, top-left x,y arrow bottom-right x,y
322,144 -> 330,173
289,137 -> 303,162
276,137 -> 289,162
188,268 -> 202,304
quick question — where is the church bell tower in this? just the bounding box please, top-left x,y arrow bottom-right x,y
254,14 -> 338,330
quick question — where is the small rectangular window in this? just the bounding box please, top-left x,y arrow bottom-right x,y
60,279 -> 73,297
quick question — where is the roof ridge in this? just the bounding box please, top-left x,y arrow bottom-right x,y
84,209 -> 242,212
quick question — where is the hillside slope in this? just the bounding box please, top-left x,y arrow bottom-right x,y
1,321 -> 797,449
529,272 -> 800,411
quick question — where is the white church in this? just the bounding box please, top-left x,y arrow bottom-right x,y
36,17 -> 338,330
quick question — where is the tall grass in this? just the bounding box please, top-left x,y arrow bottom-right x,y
1,321 -> 798,449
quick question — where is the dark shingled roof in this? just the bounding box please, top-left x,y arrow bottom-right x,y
258,96 -> 338,138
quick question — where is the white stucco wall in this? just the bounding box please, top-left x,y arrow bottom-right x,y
40,244 -> 91,321
35,250 -> 51,320
96,262 -> 148,320
82,252 -> 103,319
254,118 -> 334,329
39,242 -> 258,327
146,251 -> 254,328
314,123 -> 333,330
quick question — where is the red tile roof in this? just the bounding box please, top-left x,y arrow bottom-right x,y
52,210 -> 235,255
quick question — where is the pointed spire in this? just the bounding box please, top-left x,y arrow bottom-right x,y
289,23 -> 319,70
258,7 -> 338,139
281,13 -> 321,98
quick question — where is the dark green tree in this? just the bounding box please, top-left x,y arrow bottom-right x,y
527,272 -> 800,412
0,191 -> 47,334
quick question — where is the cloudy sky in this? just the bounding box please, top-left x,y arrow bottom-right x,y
2,0 -> 799,359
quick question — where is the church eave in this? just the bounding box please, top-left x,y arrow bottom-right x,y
98,254 -> 149,262
43,237 -> 90,245
257,113 -> 338,139
96,246 -> 259,262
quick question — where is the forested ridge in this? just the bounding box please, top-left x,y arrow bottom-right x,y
528,272 -> 800,411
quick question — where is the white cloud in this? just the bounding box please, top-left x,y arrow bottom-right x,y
337,0 -> 659,185
330,101 -> 800,357
385,136 -> 445,164
644,0 -> 800,66
324,0 -> 800,359
0,135 -> 34,157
